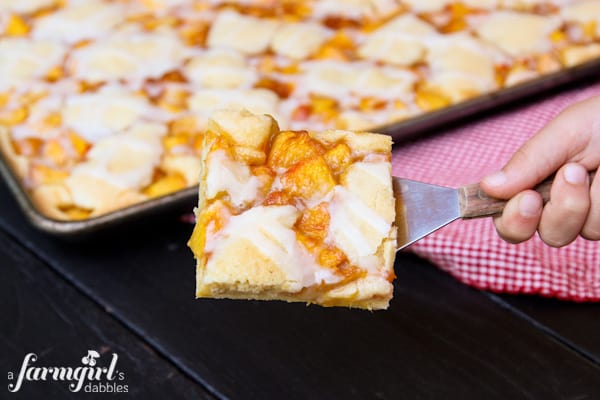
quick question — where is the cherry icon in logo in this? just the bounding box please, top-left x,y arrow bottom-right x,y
81,350 -> 100,366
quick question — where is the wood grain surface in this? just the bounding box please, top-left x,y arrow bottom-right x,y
0,229 -> 212,400
493,294 -> 600,365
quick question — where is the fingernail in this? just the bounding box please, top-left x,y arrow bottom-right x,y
519,193 -> 541,218
483,171 -> 507,187
564,164 -> 587,185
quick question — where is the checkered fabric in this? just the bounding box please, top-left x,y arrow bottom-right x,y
392,79 -> 600,301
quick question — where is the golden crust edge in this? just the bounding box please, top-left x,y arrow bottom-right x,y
0,126 -> 29,179
194,230 -> 396,310
0,126 -> 68,220
309,129 -> 393,154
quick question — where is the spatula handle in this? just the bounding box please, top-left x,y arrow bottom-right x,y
458,171 -> 596,219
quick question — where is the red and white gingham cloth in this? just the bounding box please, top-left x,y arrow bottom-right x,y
391,79 -> 600,301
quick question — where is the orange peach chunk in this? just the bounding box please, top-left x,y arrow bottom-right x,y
60,206 -> 92,220
318,247 -> 347,271
31,164 -> 69,185
324,143 -> 352,175
297,202 -> 330,241
415,87 -> 451,111
169,116 -> 198,136
44,140 -> 68,166
0,107 -> 28,126
143,173 -> 188,198
46,66 -> 64,82
13,137 -> 43,157
179,21 -> 209,46
5,15 -> 29,36
268,131 -> 324,169
68,131 -> 90,158
280,156 -> 335,200
263,190 -> 293,206
189,200 -> 232,257
163,134 -> 190,151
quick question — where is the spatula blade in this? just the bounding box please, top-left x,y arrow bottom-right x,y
393,177 -> 460,251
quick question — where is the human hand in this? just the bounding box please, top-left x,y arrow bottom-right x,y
480,95 -> 600,247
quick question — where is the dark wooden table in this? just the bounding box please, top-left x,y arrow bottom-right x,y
1,175 -> 600,399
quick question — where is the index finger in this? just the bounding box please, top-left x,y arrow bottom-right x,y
481,95 -> 600,199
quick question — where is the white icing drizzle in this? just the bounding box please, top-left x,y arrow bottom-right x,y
68,29 -> 190,85
62,86 -> 153,143
205,205 -> 342,289
0,38 -> 66,91
0,0 -> 55,14
69,122 -> 166,189
32,1 -> 129,44
326,185 -> 392,272
205,150 -> 261,208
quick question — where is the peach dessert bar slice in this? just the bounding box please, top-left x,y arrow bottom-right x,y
188,110 -> 397,309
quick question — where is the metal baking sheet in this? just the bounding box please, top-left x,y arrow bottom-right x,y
1,57 -> 600,237
0,156 -> 198,238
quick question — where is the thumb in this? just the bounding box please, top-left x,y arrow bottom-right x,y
481,99 -> 597,199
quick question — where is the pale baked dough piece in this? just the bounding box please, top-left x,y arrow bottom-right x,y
43,122 -> 163,217
561,0 -> 600,37
32,1 -> 125,44
464,0 -> 498,8
140,0 -> 190,9
399,0 -> 448,12
188,110 -> 397,310
69,30 -> 188,83
335,111 -> 378,131
401,0 -> 501,12
72,121 -> 165,188
28,178 -> 146,220
161,155 -> 201,186
310,128 -> 393,154
64,174 -> 147,216
500,0 -> 551,8
184,49 -> 257,89
0,0 -> 55,14
300,61 -> 417,102
474,11 -> 561,57
208,109 -> 275,149
63,87 -> 152,143
1,122 -> 153,220
358,14 -> 437,66
1,122 -> 158,220
504,66 -> 539,87
424,35 -> 502,102
0,38 -> 66,91
271,22 -> 330,60
560,43 -> 600,66
187,88 -> 282,123
562,0 -> 600,23
312,0 -> 400,20
207,10 -> 280,54
467,1 -> 571,9
30,183 -> 73,220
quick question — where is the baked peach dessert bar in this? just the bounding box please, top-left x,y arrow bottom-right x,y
188,110 -> 397,309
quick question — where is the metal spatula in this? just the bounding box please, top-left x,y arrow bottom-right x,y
393,176 -> 561,251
